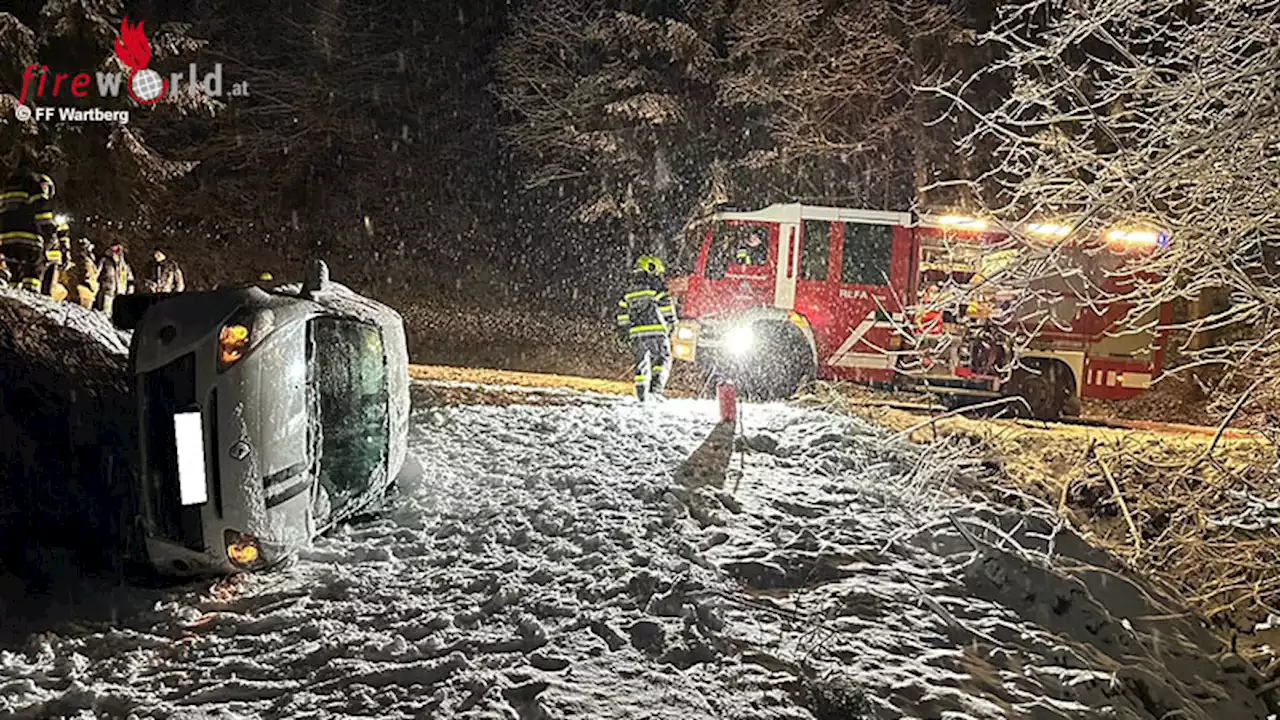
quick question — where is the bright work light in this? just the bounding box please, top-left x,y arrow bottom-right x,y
724,324 -> 755,357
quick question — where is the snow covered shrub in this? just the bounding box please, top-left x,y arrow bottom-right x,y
799,674 -> 872,720
937,0 -> 1280,414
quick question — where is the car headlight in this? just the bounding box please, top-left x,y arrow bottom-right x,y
225,529 -> 262,568
217,308 -> 277,371
676,325 -> 696,341
724,324 -> 755,356
218,323 -> 251,370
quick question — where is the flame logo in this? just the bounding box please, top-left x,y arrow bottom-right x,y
114,17 -> 152,70
114,16 -> 167,104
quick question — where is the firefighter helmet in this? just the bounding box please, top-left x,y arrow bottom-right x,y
634,255 -> 665,276
35,173 -> 55,199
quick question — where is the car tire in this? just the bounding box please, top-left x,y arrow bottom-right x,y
1063,393 -> 1082,417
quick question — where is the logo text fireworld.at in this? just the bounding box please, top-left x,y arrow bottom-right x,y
16,17 -> 248,112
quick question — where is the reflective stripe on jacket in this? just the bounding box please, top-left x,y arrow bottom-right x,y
616,271 -> 677,339
0,173 -> 55,251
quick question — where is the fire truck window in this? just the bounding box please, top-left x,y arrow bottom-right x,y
672,226 -> 702,276
842,223 -> 893,286
801,220 -> 830,281
707,223 -> 769,279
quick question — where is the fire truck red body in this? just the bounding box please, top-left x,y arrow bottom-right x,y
669,203 -> 1169,418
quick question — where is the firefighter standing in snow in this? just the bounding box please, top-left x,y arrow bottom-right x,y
95,244 -> 135,315
40,216 -> 73,301
141,248 -> 185,293
0,171 -> 58,293
65,238 -> 100,308
616,255 -> 677,401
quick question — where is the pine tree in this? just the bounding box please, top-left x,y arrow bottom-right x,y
495,0 -> 725,254
0,1 -> 214,225
494,0 -> 978,251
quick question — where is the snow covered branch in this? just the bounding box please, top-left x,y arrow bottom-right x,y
935,0 -> 1280,408
494,0 -> 976,234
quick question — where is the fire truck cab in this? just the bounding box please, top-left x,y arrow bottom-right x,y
670,203 -> 1168,419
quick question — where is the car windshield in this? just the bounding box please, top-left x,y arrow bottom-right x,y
308,317 -> 389,511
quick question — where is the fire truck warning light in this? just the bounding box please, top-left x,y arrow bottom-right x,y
1025,222 -> 1073,238
936,215 -> 988,231
1106,229 -> 1167,247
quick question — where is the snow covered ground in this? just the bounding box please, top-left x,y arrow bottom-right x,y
0,383 -> 1272,719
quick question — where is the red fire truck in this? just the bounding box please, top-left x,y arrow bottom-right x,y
669,203 -> 1170,419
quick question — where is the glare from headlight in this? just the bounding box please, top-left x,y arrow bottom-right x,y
724,324 -> 755,356
676,326 -> 696,341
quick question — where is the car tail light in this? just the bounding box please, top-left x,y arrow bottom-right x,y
218,324 -> 250,370
224,529 -> 262,568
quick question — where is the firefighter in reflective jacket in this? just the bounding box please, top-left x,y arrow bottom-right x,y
65,238 -> 99,308
0,171 -> 57,293
40,216 -> 72,301
95,244 -> 134,315
616,255 -> 677,401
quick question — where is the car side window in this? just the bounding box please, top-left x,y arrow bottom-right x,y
841,222 -> 893,286
707,223 -> 769,280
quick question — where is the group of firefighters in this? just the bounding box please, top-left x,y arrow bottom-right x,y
0,169 -> 1016,399
0,170 -> 187,314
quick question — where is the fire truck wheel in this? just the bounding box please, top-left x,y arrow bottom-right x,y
1007,366 -> 1064,420
743,323 -> 816,401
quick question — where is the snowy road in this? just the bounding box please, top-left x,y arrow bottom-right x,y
0,382 -> 1271,719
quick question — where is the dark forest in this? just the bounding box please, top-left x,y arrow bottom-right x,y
0,0 -> 996,315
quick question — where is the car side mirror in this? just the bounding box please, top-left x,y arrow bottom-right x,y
302,259 -> 330,298
112,293 -> 172,330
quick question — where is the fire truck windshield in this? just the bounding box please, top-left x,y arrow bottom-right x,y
707,222 -> 769,279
